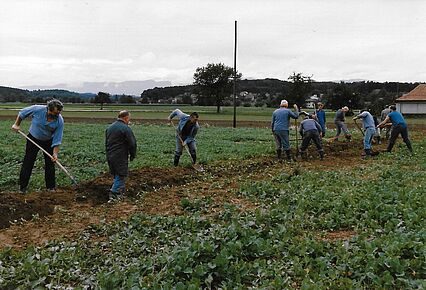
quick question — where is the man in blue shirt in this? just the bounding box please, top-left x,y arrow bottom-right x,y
377,105 -> 413,153
314,102 -> 326,137
168,109 -> 200,167
271,99 -> 299,161
353,109 -> 376,157
11,99 -> 64,194
299,114 -> 324,160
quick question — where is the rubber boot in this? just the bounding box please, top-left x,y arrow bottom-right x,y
276,149 -> 282,159
319,150 -> 324,160
364,149 -> 371,159
285,150 -> 292,162
190,152 -> 197,164
174,155 -> 180,166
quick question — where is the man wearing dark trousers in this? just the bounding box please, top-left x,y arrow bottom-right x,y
168,109 -> 200,166
106,110 -> 137,200
11,99 -> 64,194
299,114 -> 324,160
377,105 -> 413,153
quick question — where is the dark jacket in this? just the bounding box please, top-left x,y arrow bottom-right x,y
105,119 -> 137,176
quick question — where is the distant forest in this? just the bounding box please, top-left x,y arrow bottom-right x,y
140,79 -> 419,115
0,79 -> 419,115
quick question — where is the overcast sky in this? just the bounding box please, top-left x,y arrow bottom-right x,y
1,0 -> 426,88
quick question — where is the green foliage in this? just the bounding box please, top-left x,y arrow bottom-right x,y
193,63 -> 241,112
288,72 -> 313,107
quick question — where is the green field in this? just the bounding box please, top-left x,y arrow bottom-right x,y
2,103 -> 426,124
0,118 -> 425,289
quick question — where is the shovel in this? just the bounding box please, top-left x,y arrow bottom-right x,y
18,130 -> 78,185
170,121 -> 204,172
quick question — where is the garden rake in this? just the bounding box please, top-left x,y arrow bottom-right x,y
170,121 -> 204,172
17,130 -> 78,185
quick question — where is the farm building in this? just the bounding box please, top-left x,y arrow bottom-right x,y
396,84 -> 426,115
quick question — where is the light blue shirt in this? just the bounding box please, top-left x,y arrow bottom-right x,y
19,105 -> 64,147
271,108 -> 299,131
357,111 -> 375,129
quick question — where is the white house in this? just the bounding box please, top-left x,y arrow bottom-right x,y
396,84 -> 426,115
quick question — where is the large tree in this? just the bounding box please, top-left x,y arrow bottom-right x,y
193,63 -> 241,113
93,91 -> 112,110
287,72 -> 313,108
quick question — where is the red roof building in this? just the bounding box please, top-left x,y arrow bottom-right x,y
396,84 -> 426,114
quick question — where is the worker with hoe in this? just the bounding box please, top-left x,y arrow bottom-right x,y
353,109 -> 377,158
377,105 -> 413,153
105,110 -> 137,200
314,102 -> 326,137
299,113 -> 324,160
168,109 -> 200,167
271,99 -> 299,161
11,99 -> 64,194
333,106 -> 351,141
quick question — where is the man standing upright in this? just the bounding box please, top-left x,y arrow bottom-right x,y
271,100 -> 299,161
11,99 -> 64,194
105,110 -> 137,199
353,109 -> 376,158
377,105 -> 413,153
333,106 -> 351,141
168,109 -> 200,167
314,102 -> 326,137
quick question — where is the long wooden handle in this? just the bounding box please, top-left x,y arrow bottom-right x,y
18,130 -> 77,184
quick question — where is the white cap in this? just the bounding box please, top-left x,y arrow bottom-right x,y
342,106 -> 349,111
280,100 -> 288,107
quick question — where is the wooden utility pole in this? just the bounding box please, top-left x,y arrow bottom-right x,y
233,20 -> 237,128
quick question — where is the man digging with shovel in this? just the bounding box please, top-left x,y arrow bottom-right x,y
168,109 -> 201,171
11,99 -> 64,194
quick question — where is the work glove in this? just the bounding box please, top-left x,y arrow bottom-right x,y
11,124 -> 20,132
352,117 -> 358,120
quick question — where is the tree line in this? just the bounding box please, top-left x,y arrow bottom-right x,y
141,63 -> 418,116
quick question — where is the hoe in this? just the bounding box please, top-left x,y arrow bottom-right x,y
170,122 -> 204,172
18,130 -> 78,185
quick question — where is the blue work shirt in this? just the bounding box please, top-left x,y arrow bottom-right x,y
315,109 -> 326,128
271,108 -> 299,131
334,109 -> 345,122
299,118 -> 322,136
19,105 -> 64,147
357,111 -> 375,129
388,111 -> 407,127
169,109 -> 199,143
